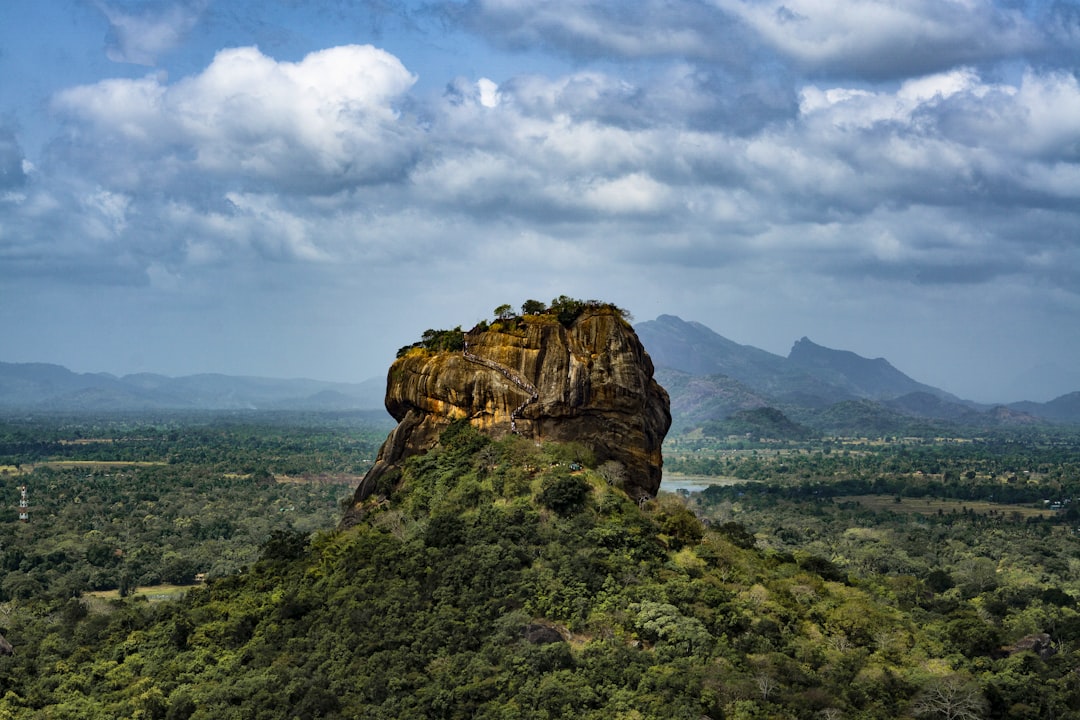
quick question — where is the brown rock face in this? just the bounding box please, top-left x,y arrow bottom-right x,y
349,307 -> 670,511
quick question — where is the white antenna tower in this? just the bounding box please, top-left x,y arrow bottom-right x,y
18,485 -> 28,522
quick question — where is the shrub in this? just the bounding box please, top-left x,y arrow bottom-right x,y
539,472 -> 591,516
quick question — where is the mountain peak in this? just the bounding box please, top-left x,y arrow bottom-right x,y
790,337 -> 884,364
787,337 -> 948,400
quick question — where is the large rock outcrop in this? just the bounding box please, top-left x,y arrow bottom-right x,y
347,306 -> 670,514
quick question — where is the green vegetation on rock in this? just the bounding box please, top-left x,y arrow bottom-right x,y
397,297 -> 634,359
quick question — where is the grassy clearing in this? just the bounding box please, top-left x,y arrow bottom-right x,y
38,460 -> 167,469
837,494 -> 1057,520
85,584 -> 196,608
1,460 -> 167,476
275,473 -> 363,485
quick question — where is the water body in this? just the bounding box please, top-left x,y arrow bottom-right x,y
659,473 -> 750,494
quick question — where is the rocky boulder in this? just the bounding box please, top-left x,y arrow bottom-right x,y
347,305 -> 670,515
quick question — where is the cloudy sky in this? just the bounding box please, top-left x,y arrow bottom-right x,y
2,0 -> 1079,403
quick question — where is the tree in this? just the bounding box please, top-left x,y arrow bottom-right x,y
755,673 -> 778,701
539,472 -> 590,516
632,601 -> 714,659
596,460 -> 627,489
911,675 -> 988,720
549,295 -> 585,326
494,304 -> 514,321
716,521 -> 757,549
521,299 -> 547,315
259,528 -> 309,563
653,498 -> 704,549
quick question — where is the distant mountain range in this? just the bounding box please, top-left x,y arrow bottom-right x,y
0,362 -> 385,412
4,316 -> 1078,432
635,315 -> 1080,432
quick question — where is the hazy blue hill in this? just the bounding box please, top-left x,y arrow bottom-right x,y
266,389 -> 377,411
0,362 -> 127,406
121,372 -> 178,390
885,391 -> 981,420
35,384 -> 181,411
787,337 -> 965,403
702,406 -> 815,441
1010,392 -> 1080,424
634,316 -> 1024,434
1042,392 -> 1080,423
142,373 -> 333,409
0,362 -> 385,411
781,395 -> 1045,437
1004,363 -> 1080,404
805,399 -> 934,437
982,405 -> 1044,426
636,314 -> 789,378
654,368 -> 769,432
636,315 -> 854,404
635,313 -> 984,427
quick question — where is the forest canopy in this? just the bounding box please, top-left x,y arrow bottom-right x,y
2,415 -> 1080,718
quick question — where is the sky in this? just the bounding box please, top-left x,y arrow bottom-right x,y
2,0 -> 1079,404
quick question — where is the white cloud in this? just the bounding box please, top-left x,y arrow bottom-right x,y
0,128 -> 28,190
4,0 -> 1080,399
794,68 -> 1080,204
97,0 -> 208,66
715,0 -> 1039,77
457,0 -> 734,59
145,261 -> 182,291
223,192 -> 333,262
579,172 -> 673,214
1010,71 -> 1080,157
477,78 -> 501,107
54,45 -> 419,193
38,39 -> 1080,285
81,189 -> 131,237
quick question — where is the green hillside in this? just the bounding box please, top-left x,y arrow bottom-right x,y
701,406 -> 815,441
4,421 -> 1080,718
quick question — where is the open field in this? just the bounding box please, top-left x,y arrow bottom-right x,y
274,472 -> 363,486
837,494 -> 1059,520
85,583 -> 198,608
38,460 -> 167,468
0,461 -> 166,476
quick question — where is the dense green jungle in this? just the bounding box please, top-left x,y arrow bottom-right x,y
1,412 -> 1080,718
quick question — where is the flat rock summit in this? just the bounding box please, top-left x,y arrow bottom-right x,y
347,302 -> 671,517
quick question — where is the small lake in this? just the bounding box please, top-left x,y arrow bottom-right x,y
659,473 -> 750,494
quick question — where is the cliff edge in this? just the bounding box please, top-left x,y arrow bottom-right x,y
345,304 -> 670,520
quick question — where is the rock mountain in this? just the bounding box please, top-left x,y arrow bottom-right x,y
348,305 -> 671,514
